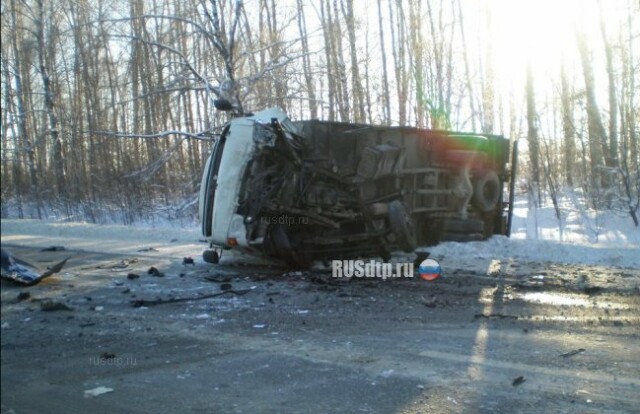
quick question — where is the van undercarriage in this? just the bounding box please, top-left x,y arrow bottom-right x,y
199,108 -> 516,266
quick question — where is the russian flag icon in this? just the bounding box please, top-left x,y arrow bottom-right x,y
419,259 -> 441,281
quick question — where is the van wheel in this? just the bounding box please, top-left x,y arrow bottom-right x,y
202,249 -> 220,264
267,224 -> 309,268
388,200 -> 417,252
472,170 -> 501,212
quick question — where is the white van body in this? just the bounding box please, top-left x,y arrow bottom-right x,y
198,108 -> 295,251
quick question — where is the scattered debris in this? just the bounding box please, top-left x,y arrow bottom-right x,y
1,248 -> 70,286
204,274 -> 233,283
422,295 -> 438,308
583,286 -> 603,295
41,257 -> 71,278
512,376 -> 526,386
182,257 -> 195,266
127,273 -> 140,280
100,352 -> 116,360
84,386 -> 114,398
40,246 -> 66,252
147,267 -> 164,277
93,258 -> 138,271
380,369 -> 395,378
16,291 -> 30,301
40,301 -> 73,312
560,348 -> 585,358
131,289 -> 251,307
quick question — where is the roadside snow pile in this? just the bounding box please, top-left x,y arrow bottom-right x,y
431,193 -> 639,269
429,236 -> 639,269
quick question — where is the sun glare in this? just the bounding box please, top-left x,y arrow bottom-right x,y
490,0 -> 604,82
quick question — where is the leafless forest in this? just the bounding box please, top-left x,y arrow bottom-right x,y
1,0 -> 638,225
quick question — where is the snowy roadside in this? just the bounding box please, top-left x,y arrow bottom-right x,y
430,197 -> 640,270
429,235 -> 640,270
2,216 -> 638,270
0,219 -> 203,259
1,191 -> 639,270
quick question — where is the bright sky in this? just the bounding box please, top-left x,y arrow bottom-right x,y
489,0 -> 617,80
254,0 -> 636,132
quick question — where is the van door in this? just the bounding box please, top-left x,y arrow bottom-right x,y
199,128 -> 228,237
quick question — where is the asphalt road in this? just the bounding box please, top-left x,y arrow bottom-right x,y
1,244 -> 639,413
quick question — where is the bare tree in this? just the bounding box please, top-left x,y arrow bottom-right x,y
8,0 -> 42,218
526,64 -> 541,203
560,62 -> 577,186
342,0 -> 366,123
376,0 -> 391,124
576,32 -> 607,187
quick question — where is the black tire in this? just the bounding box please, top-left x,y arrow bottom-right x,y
388,200 -> 417,252
472,170 -> 501,212
441,232 -> 484,242
267,225 -> 309,268
443,217 -> 485,233
202,249 -> 220,264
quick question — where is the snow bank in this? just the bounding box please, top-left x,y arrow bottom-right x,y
1,194 -> 638,268
429,236 -> 639,269
431,193 -> 639,269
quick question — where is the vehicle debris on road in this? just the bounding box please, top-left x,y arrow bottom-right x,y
560,348 -> 586,358
84,386 -> 114,398
130,289 -> 251,307
512,376 -> 526,386
40,301 -> 73,312
40,246 -> 66,252
1,247 -> 70,286
147,266 -> 165,277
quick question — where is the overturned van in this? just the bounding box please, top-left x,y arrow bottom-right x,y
199,107 -> 516,266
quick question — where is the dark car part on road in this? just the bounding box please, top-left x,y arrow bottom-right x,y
131,289 -> 251,307
1,247 -> 70,286
40,301 -> 73,312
